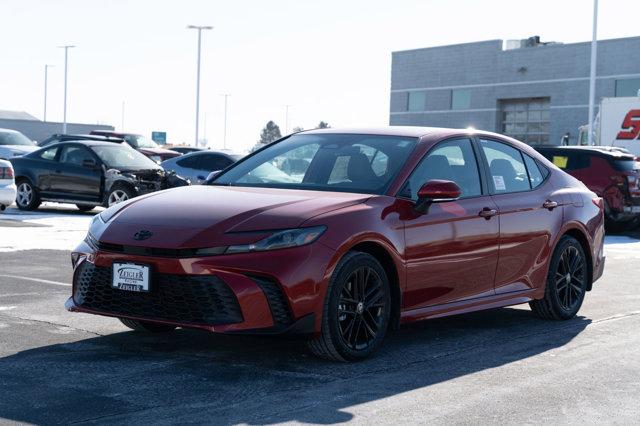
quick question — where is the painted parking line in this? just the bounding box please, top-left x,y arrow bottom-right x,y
0,275 -> 71,287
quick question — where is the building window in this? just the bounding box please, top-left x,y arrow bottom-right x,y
451,89 -> 471,110
500,98 -> 550,145
407,91 -> 426,112
615,78 -> 640,97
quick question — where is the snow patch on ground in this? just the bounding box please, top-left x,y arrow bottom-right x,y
0,204 -> 97,252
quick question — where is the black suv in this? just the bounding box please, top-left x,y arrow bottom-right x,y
10,140 -> 188,211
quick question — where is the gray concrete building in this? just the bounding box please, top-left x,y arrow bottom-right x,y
0,110 -> 113,143
389,36 -> 640,145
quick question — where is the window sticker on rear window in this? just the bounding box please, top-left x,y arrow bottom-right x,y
493,175 -> 506,191
553,156 -> 568,169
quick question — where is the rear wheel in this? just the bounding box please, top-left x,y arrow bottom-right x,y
308,252 -> 391,362
119,318 -> 177,332
530,236 -> 589,320
15,180 -> 41,211
76,204 -> 95,212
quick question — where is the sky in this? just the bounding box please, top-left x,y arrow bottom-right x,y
1,0 -> 637,152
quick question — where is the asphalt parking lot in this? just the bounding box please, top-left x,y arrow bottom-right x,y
1,205 -> 639,424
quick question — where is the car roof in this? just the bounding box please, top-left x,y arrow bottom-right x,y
0,128 -> 22,134
301,126 -> 468,138
50,140 -> 128,147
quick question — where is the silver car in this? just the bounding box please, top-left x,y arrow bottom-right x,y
0,128 -> 38,160
0,159 -> 16,212
161,150 -> 242,184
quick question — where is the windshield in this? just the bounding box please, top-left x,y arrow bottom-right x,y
124,135 -> 158,149
92,145 -> 160,170
0,131 -> 35,146
213,134 -> 417,194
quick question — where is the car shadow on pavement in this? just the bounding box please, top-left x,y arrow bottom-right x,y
0,307 -> 591,425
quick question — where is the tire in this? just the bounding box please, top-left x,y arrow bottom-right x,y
530,235 -> 589,320
119,318 -> 177,332
105,184 -> 135,207
308,252 -> 391,362
15,179 -> 41,211
76,204 -> 95,212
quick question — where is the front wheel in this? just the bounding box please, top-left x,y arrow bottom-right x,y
119,318 -> 177,332
308,252 -> 391,362
530,235 -> 589,320
106,185 -> 135,207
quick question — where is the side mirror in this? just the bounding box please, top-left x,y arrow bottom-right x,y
415,180 -> 461,214
82,158 -> 97,169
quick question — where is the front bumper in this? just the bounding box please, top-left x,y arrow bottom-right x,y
0,183 -> 16,207
67,241 -> 335,334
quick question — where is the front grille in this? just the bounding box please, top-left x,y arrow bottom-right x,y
96,242 -> 224,258
74,262 -> 243,325
249,275 -> 293,326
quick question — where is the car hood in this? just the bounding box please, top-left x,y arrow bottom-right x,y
98,186 -> 372,249
2,145 -> 38,156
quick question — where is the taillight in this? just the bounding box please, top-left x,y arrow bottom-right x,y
628,175 -> 640,190
0,166 -> 14,179
592,197 -> 604,212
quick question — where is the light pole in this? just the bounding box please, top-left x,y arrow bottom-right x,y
57,45 -> 75,133
284,104 -> 292,135
587,0 -> 598,146
43,64 -> 53,122
187,25 -> 213,147
221,93 -> 230,149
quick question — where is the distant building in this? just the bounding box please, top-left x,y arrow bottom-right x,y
0,110 -> 113,142
389,36 -> 640,145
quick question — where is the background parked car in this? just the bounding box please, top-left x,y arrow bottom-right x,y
10,139 -> 189,211
536,146 -> 640,229
161,150 -> 242,184
0,159 -> 16,212
90,131 -> 180,163
0,128 -> 39,160
167,146 -> 203,155
39,133 -> 124,147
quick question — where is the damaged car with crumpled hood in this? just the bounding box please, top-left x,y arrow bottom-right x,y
9,139 -> 189,212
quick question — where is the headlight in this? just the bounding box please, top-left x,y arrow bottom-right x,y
224,226 -> 326,254
149,155 -> 162,163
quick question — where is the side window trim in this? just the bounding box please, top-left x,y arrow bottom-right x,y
396,137 -> 485,201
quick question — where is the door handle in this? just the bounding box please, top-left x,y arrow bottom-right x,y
54,170 -> 62,174
479,207 -> 498,219
543,200 -> 558,210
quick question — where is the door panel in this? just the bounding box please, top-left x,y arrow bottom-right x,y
479,138 -> 563,294
50,145 -> 102,200
402,196 -> 500,309
400,137 -> 499,310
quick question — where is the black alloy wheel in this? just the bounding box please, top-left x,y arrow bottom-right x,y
337,266 -> 387,351
530,235 -> 589,320
308,251 -> 391,361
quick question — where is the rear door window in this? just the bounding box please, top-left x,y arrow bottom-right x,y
199,154 -> 234,171
479,139 -> 530,193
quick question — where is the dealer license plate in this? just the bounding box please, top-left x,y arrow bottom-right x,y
112,263 -> 150,292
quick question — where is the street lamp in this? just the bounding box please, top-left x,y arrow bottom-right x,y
220,93 -> 230,149
587,0 -> 599,146
284,104 -> 292,135
57,45 -> 75,133
187,25 -> 213,147
43,64 -> 54,122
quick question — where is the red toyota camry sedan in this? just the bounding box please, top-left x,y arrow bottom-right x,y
67,127 -> 605,361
